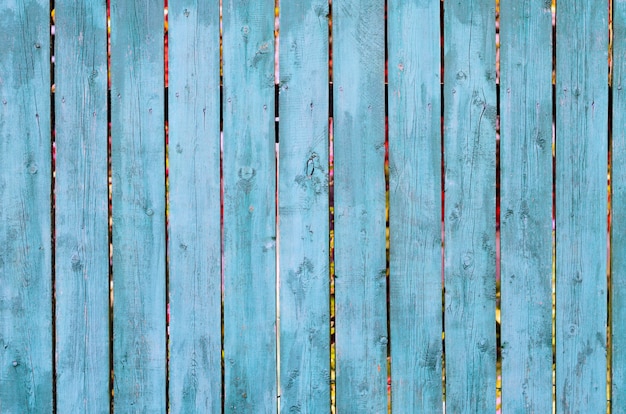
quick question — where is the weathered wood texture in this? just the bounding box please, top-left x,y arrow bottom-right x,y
614,1 -> 626,411
499,1 -> 553,412
443,0 -> 497,412
278,1 -> 330,413
388,0 -> 442,411
0,1 -> 52,412
54,1 -> 109,412
110,0 -> 166,411
222,0 -> 277,411
167,2 -> 222,412
555,2 -> 608,412
332,1 -> 387,412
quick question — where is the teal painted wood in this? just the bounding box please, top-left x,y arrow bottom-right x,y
555,2 -> 608,412
387,0 -> 442,411
54,1 -> 109,412
278,1 -> 330,413
167,2 -> 221,412
0,1 -> 52,412
110,1 -> 166,411
443,0 -> 496,412
222,0 -> 277,411
499,1 -> 553,412
613,2 -> 626,411
332,1 -> 387,412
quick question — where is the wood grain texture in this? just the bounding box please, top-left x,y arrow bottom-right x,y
332,1 -> 387,412
110,1 -> 166,411
54,1 -> 109,412
222,0 -> 277,411
167,2 -> 221,412
0,1 -> 52,412
555,2 -> 608,412
443,0 -> 497,412
499,1 -> 553,412
278,1 -> 330,413
613,2 -> 626,412
387,0 -> 442,411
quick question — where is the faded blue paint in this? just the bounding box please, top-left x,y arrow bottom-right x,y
110,0 -> 166,411
499,1 -> 553,412
0,1 -> 52,412
388,0 -> 442,411
54,1 -> 110,412
555,2 -> 608,412
222,0 -> 277,411
443,0 -> 497,412
333,1 -> 387,412
279,1 -> 330,413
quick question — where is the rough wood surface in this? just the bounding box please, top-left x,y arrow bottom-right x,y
54,1 -> 110,412
388,0 -> 443,411
0,1 -> 52,411
443,0 -> 497,412
222,0 -> 277,411
110,0 -> 166,411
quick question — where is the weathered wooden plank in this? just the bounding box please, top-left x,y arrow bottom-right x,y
332,1 -> 387,412
614,2 -> 626,412
387,0 -> 442,411
110,1 -> 166,411
222,0 -> 277,411
0,1 -> 52,412
167,1 -> 221,412
555,2 -> 608,412
54,1 -> 109,412
443,0 -> 497,412
278,1 -> 330,412
499,1 -> 553,412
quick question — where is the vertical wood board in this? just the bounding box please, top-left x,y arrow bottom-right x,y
555,2 -> 608,412
0,1 -> 52,412
222,0 -> 277,411
110,1 -> 166,411
167,2 -> 222,412
278,1 -> 331,413
54,1 -> 110,412
443,0 -> 497,412
387,0 -> 443,411
332,1 -> 387,412
499,1 -> 553,412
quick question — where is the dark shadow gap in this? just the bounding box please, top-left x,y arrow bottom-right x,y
383,1 -> 391,413
163,1 -> 170,411
106,0 -> 114,411
328,1 -> 335,412
552,2 -> 557,412
607,1 -> 614,411
219,1 -> 225,413
50,1 -> 57,411
439,0 -> 446,410
495,2 -> 502,410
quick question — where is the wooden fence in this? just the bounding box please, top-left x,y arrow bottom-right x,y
0,0 -> 623,412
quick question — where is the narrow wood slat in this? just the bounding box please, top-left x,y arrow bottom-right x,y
278,1 -> 330,412
110,1 -> 166,411
443,0 -> 497,411
613,1 -> 626,412
0,1 -> 52,412
388,0 -> 442,411
222,0 -> 277,411
499,1 -> 553,412
332,1 -> 387,412
555,3 -> 608,412
167,2 -> 221,412
54,1 -> 109,411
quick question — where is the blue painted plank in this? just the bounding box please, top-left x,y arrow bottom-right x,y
613,2 -> 626,412
332,1 -> 387,412
167,1 -> 221,412
499,1 -> 553,412
54,1 -> 109,412
278,1 -> 330,412
222,0 -> 277,411
0,1 -> 52,412
110,1 -> 166,411
387,0 -> 442,411
443,0 -> 497,412
555,2 -> 608,412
